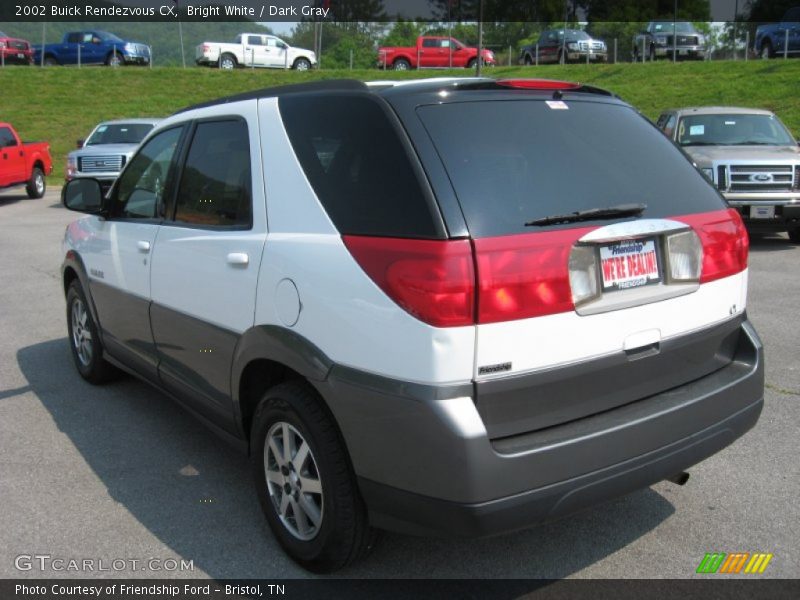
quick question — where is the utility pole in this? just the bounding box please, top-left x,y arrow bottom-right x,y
673,0 -> 678,62
175,0 -> 186,68
733,0 -> 739,60
476,0 -> 484,76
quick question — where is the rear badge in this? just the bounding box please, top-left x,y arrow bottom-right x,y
478,362 -> 512,375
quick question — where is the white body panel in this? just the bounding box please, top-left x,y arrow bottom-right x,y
196,34 -> 316,69
475,270 -> 748,380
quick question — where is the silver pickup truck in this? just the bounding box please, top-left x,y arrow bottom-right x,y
66,119 -> 161,194
656,107 -> 800,242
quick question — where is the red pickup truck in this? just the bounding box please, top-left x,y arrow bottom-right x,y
378,35 -> 495,70
0,31 -> 34,65
0,123 -> 52,199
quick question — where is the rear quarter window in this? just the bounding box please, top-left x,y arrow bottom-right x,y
279,94 -> 440,238
417,99 -> 726,238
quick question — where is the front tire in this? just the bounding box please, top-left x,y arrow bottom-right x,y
788,229 -> 800,243
292,57 -> 312,71
26,167 -> 45,199
760,42 -> 773,59
251,382 -> 374,573
106,51 -> 123,67
66,281 -> 119,384
43,56 -> 59,66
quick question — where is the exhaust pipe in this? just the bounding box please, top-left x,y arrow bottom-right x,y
666,471 -> 690,486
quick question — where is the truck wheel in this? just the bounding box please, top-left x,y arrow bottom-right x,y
467,57 -> 478,68
650,45 -> 657,61
292,57 -> 312,71
66,281 -> 119,384
392,58 -> 410,71
251,381 -> 375,573
760,42 -> 773,59
789,229 -> 800,243
26,167 -> 46,199
105,51 -> 123,67
524,54 -> 533,66
43,56 -> 58,66
219,53 -> 237,70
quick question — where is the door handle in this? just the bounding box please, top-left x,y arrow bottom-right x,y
137,240 -> 151,253
226,252 -> 249,266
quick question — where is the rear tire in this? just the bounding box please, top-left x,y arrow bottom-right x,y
219,53 -> 237,70
524,54 -> 533,66
66,281 -> 119,384
26,167 -> 45,199
251,381 -> 374,573
392,58 -> 410,71
43,56 -> 58,66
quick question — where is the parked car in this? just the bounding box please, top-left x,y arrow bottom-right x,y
0,30 -> 34,65
34,31 -> 151,67
378,35 -> 495,70
196,33 -> 316,70
60,78 -> 763,572
66,119 -> 161,195
519,29 -> 607,64
0,123 -> 52,198
754,7 -> 800,59
633,21 -> 706,61
656,106 -> 800,242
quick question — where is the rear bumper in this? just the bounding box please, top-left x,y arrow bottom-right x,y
322,319 -> 764,537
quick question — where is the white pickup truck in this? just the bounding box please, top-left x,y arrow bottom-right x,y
195,33 -> 317,70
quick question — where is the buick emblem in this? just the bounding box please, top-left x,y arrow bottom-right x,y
750,173 -> 772,182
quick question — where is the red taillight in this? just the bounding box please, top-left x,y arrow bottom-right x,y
342,236 -> 475,327
474,227 -> 594,323
676,208 -> 749,283
496,79 -> 581,90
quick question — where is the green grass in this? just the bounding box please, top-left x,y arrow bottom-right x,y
2,60 -> 799,182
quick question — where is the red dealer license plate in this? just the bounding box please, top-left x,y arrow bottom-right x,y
599,239 -> 661,291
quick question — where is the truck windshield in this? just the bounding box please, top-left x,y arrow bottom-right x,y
97,31 -> 124,43
678,114 -> 795,146
651,22 -> 696,33
417,98 -> 724,238
86,124 -> 155,146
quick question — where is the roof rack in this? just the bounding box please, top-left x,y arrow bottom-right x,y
173,79 -> 368,115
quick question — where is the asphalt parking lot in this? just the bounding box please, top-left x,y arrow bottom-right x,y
0,187 -> 798,579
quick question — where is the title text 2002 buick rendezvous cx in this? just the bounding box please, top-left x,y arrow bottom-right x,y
60,78 -> 764,572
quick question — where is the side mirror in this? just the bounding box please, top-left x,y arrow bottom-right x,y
62,178 -> 105,214
76,139 -> 84,149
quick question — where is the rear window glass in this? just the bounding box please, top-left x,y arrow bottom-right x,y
279,94 -> 439,238
417,99 -> 725,238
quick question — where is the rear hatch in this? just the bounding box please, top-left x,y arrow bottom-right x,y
404,83 -> 749,439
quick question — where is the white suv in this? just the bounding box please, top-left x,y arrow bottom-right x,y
61,78 -> 764,572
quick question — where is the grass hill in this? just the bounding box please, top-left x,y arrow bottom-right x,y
1,59 -> 798,182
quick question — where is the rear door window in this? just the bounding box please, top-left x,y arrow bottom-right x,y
417,99 -> 725,238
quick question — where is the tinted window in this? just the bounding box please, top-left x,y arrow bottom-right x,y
280,94 -> 438,238
173,120 -> 252,228
422,38 -> 438,48
247,35 -> 263,45
86,123 -> 155,145
417,99 -> 725,238
66,33 -> 81,43
114,126 -> 182,219
0,127 -> 16,147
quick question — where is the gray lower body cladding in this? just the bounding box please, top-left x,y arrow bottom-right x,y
318,319 -> 764,537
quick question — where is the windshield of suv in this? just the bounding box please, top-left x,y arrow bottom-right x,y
417,99 -> 724,237
651,22 -> 696,33
678,114 -> 795,146
86,123 -> 155,146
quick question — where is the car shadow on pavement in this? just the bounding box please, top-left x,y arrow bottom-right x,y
0,193 -> 26,206
748,233 -> 797,252
17,338 -> 675,579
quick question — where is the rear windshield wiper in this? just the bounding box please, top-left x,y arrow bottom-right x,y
525,203 -> 647,227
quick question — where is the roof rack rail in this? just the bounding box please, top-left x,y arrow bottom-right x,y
173,79 -> 368,115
